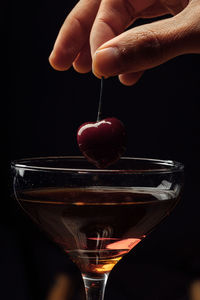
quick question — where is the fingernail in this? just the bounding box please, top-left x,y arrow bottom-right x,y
92,47 -> 120,78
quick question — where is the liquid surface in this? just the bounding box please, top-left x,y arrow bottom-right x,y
18,187 -> 179,277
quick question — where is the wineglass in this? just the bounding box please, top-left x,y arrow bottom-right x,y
11,156 -> 184,300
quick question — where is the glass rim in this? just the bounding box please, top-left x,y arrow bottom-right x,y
11,156 -> 184,174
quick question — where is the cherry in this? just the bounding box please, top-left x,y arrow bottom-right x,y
77,117 -> 126,168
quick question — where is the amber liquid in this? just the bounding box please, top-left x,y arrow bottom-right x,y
18,187 -> 178,277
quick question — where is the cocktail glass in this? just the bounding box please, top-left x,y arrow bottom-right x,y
11,156 -> 184,300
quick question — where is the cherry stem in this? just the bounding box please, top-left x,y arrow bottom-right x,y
97,77 -> 104,122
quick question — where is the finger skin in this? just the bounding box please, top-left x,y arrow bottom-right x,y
119,71 -> 144,86
89,0 -> 175,57
90,0 -> 135,57
49,0 -> 100,71
73,42 -> 92,73
92,3 -> 200,78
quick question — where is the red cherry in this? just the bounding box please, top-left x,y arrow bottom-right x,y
77,117 -> 126,168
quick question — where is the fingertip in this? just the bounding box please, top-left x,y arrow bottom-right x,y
72,44 -> 92,73
118,78 -> 135,86
119,71 -> 144,86
48,50 -> 71,71
73,62 -> 92,74
92,69 -> 103,79
92,47 -> 120,78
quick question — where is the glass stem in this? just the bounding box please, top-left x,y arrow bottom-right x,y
82,273 -> 108,300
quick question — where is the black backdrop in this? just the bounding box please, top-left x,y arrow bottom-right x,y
2,0 -> 200,299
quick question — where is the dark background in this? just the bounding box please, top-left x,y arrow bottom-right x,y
2,0 -> 200,299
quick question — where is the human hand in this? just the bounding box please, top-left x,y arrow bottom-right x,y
49,0 -> 200,86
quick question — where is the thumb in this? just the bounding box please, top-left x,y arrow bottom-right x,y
92,3 -> 200,78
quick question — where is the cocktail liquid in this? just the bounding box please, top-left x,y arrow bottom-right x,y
18,187 -> 179,277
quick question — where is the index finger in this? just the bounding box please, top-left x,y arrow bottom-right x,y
90,0 -> 135,57
49,0 -> 100,71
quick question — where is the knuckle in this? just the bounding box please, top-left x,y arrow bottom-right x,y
96,16 -> 120,36
117,29 -> 165,72
138,30 -> 161,50
68,14 -> 89,34
135,30 -> 164,64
